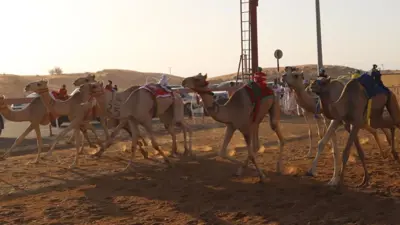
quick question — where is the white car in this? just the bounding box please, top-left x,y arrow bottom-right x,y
11,92 -> 39,110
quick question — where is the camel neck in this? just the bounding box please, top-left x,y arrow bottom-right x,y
196,91 -> 230,124
318,92 -> 335,120
293,85 -> 319,114
95,90 -> 112,116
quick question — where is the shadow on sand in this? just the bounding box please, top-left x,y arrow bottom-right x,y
1,153 -> 399,224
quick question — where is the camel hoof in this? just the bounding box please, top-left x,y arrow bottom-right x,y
305,151 -> 314,159
276,162 -> 283,174
305,170 -> 316,177
234,167 -> 244,177
26,160 -> 39,165
327,177 -> 341,186
142,152 -> 149,159
170,152 -> 180,158
258,175 -> 268,184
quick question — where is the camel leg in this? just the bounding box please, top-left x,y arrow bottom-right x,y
27,125 -> 43,164
69,128 -> 83,169
349,128 -> 370,187
235,131 -> 251,175
49,124 -> 53,137
389,127 -> 400,163
85,124 -> 104,148
237,127 -> 267,183
315,115 -> 324,139
219,124 -> 236,158
124,119 -> 141,171
165,123 -> 179,157
93,119 -> 128,157
122,126 -> 148,158
81,128 -> 97,148
303,113 -> 314,158
2,124 -> 34,159
308,120 -> 341,178
338,125 -> 361,187
46,120 -> 80,159
99,117 -> 110,142
364,125 -> 387,159
142,119 -> 171,165
269,98 -> 285,173
254,123 -> 260,153
66,133 -> 74,145
381,128 -> 392,145
180,121 -> 193,156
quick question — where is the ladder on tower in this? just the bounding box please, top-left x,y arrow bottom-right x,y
237,0 -> 253,82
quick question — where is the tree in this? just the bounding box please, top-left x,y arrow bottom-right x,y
49,66 -> 63,75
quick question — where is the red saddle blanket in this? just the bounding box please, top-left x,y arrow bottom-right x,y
140,84 -> 172,98
244,81 -> 274,122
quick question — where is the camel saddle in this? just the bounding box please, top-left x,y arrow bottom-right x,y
244,80 -> 274,122
356,74 -> 389,99
140,84 -> 174,118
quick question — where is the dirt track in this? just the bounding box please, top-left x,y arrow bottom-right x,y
0,117 -> 399,225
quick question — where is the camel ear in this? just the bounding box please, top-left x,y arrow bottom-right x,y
204,73 -> 208,80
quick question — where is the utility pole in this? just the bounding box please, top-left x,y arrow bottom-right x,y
315,0 -> 323,74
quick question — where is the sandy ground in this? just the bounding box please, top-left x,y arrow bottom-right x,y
0,116 -> 400,225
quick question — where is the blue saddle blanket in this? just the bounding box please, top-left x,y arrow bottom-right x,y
356,73 -> 389,98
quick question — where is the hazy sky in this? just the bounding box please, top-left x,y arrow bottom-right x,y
0,0 -> 399,77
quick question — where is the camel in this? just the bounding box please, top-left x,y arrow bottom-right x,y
25,80 -> 99,168
309,75 -> 400,186
87,79 -> 192,170
282,67 -> 327,157
0,95 -> 49,163
73,74 -> 192,158
182,73 -> 285,183
283,67 -> 392,154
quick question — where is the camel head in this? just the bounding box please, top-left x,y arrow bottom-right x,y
73,73 -> 96,86
281,66 -> 304,89
309,76 -> 331,95
25,80 -> 49,93
182,73 -> 209,91
89,81 -> 105,96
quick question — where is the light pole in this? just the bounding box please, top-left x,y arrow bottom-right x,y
315,0 -> 323,74
168,67 -> 172,75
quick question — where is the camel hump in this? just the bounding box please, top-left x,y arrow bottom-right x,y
140,83 -> 173,98
356,74 -> 389,98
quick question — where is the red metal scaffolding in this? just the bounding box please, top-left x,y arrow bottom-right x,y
238,0 -> 258,82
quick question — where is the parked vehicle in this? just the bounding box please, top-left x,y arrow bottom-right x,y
11,92 -> 38,110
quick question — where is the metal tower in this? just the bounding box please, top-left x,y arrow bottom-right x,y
237,0 -> 259,82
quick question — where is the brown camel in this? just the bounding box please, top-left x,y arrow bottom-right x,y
182,73 -> 285,183
25,80 -> 98,168
96,80 -> 190,170
309,75 -> 400,187
286,69 -> 392,185
73,74 -> 192,157
282,67 -> 327,157
0,95 -> 49,163
73,74 -> 145,146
